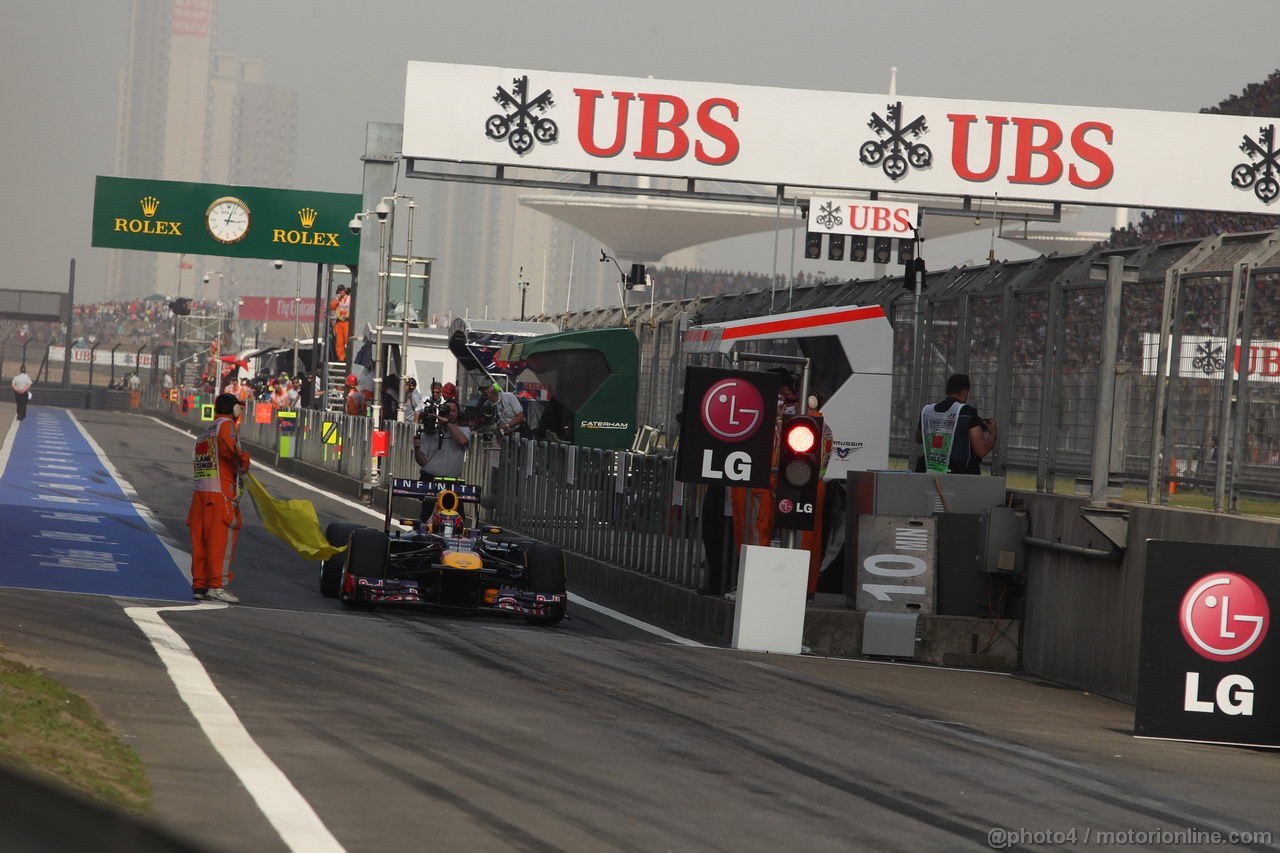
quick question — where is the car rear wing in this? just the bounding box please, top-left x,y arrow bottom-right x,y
390,478 -> 481,503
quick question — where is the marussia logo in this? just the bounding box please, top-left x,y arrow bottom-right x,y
860,101 -> 933,181
833,442 -> 864,460
1231,124 -> 1279,204
485,75 -> 559,156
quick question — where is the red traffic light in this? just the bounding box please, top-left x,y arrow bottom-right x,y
784,421 -> 817,454
776,413 -> 823,530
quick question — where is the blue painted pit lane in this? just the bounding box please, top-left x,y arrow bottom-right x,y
0,408 -> 191,602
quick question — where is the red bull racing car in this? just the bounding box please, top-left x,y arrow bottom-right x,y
318,479 -> 567,626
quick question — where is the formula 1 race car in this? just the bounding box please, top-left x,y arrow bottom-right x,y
318,479 -> 567,626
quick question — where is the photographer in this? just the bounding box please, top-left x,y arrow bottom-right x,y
413,398 -> 471,479
484,381 -> 526,439
915,373 -> 997,474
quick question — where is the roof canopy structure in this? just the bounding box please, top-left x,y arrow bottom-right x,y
522,191 -> 1081,264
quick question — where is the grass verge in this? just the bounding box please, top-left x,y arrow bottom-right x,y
0,652 -> 150,813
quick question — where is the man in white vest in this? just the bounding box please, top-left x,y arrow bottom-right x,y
10,365 -> 32,422
916,373 -> 997,474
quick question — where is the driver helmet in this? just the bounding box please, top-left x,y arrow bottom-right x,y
346,374 -> 358,387
441,382 -> 456,400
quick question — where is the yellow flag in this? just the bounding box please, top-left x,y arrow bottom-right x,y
243,473 -> 347,561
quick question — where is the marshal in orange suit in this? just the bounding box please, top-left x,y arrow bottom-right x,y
187,393 -> 251,603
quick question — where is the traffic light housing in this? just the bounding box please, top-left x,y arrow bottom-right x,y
827,234 -> 845,261
873,237 -> 893,264
804,233 -> 823,259
775,414 -> 823,531
850,235 -> 868,262
897,238 -> 915,265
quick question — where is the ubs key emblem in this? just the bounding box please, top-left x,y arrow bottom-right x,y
1179,572 -> 1270,663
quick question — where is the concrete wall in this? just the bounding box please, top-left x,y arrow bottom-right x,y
1018,490 -> 1280,704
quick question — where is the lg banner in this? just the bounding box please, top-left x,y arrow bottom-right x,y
676,367 -> 780,489
1135,541 -> 1279,747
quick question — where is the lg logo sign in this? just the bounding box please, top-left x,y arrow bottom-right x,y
676,368 -> 779,490
698,378 -> 764,482
1180,572 -> 1269,716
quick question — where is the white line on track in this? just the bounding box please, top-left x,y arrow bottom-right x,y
568,593 -> 705,646
0,418 -> 17,479
125,603 -> 345,853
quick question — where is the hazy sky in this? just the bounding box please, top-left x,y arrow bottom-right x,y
3,0 -> 1278,303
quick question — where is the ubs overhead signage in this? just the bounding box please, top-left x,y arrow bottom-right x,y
91,177 -> 360,265
404,62 -> 1280,214
1135,541 -> 1280,747
807,198 -> 919,239
676,367 -> 780,489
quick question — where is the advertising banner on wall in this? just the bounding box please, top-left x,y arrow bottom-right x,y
236,296 -> 320,323
1135,540 -> 1280,747
1143,333 -> 1280,384
91,177 -> 361,265
404,62 -> 1280,215
675,367 -> 780,489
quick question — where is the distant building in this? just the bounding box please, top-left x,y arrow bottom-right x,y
106,0 -> 297,303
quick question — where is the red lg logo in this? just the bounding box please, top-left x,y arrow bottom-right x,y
1180,572 -> 1270,662
778,498 -> 794,514
700,379 -> 764,442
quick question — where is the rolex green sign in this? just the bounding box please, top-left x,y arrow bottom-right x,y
91,176 -> 361,265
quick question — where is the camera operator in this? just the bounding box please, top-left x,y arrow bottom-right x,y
412,398 -> 471,479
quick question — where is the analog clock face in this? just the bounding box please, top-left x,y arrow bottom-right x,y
206,196 -> 251,244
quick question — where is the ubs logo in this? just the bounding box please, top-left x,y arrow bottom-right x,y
700,379 -> 764,442
1180,572 -> 1270,663
485,75 -> 558,156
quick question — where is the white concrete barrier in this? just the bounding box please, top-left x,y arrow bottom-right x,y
731,544 -> 809,654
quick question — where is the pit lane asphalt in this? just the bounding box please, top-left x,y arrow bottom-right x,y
1,405 -> 1278,852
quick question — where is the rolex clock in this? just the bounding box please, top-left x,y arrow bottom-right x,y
205,196 -> 251,244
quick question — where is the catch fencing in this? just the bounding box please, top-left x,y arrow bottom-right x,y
568,229 -> 1280,513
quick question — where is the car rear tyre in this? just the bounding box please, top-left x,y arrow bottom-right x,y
320,523 -> 363,598
524,545 -> 567,626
